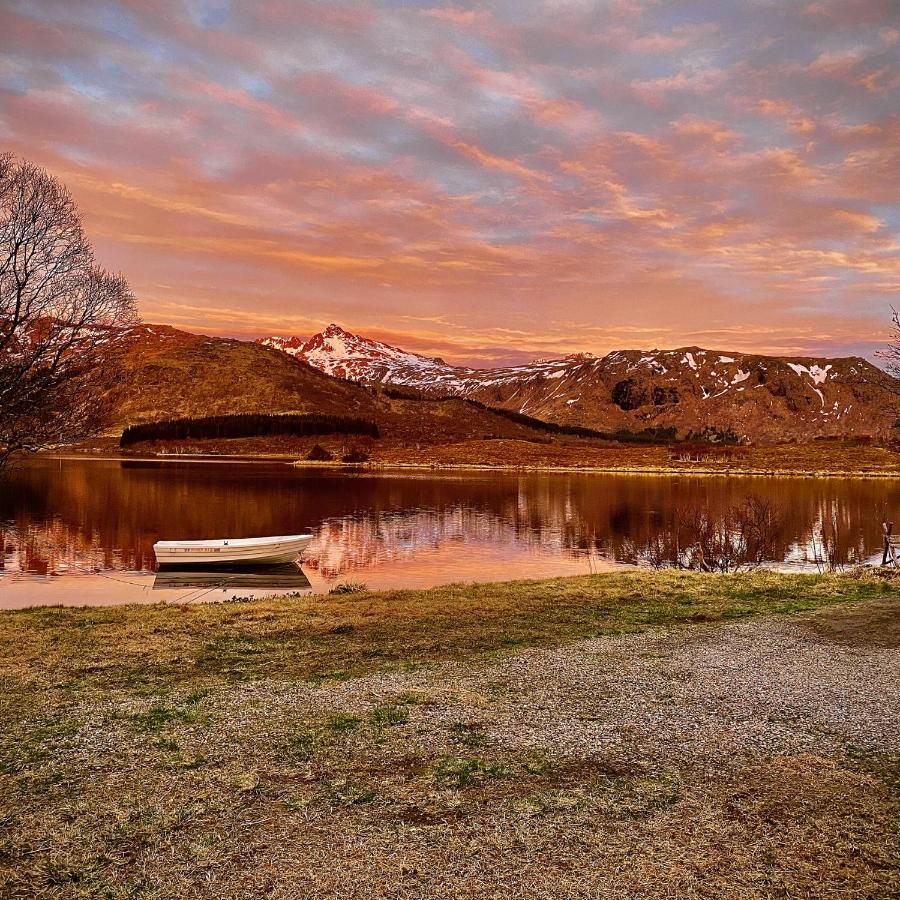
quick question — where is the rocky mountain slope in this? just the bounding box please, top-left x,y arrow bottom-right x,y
260,325 -> 898,442
262,326 -> 451,383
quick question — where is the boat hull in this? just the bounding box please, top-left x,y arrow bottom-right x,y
153,534 -> 314,566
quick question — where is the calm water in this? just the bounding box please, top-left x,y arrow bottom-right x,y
1,457 -> 896,608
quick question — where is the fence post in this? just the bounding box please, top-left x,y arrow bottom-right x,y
884,522 -> 893,567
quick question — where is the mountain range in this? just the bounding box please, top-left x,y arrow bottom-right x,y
259,324 -> 897,442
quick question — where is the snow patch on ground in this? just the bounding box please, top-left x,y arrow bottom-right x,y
788,363 -> 832,385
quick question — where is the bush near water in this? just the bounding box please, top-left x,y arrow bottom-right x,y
120,413 -> 380,447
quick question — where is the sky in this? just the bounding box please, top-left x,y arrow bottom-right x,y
1,0 -> 898,367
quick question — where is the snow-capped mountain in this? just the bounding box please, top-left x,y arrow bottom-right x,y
260,324 -> 455,383
258,325 -> 898,442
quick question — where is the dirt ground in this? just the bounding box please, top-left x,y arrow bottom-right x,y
2,592 -> 897,898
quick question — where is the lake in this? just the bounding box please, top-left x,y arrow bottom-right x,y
1,457 -> 896,608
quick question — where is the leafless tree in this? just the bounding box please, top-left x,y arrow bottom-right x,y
878,307 -> 900,376
0,154 -> 137,466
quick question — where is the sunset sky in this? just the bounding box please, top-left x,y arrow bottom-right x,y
1,0 -> 898,366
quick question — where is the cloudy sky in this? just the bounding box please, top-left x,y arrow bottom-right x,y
1,0 -> 897,365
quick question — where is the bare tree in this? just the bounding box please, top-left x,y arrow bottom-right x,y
0,154 -> 137,465
877,307 -> 900,386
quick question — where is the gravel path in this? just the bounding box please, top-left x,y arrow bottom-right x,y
221,597 -> 899,765
177,600 -> 899,898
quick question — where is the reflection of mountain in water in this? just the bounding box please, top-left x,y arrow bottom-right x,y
2,460 -> 896,583
304,508 -> 505,578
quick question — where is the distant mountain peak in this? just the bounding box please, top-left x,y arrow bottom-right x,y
258,324 -> 451,381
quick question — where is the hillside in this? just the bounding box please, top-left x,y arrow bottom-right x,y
116,325 -> 378,425
261,325 -> 898,442
111,325 -> 566,449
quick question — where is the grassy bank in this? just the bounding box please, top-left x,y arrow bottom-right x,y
2,571 -> 898,897
2,570 -> 896,707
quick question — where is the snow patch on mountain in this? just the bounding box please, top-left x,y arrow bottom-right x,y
788,362 -> 833,385
261,324 -> 455,382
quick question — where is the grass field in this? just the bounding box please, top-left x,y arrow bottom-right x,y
2,570 -> 898,897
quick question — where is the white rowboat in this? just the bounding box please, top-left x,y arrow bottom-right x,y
153,534 -> 314,566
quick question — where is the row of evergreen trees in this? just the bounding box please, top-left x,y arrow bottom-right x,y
120,413 -> 379,446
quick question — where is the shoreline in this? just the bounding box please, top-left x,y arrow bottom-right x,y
35,450 -> 900,479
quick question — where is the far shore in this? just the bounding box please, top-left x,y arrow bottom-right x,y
37,454 -> 900,480
36,435 -> 900,480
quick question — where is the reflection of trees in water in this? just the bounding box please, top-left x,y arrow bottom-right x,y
1,520 -> 142,575
1,461 -> 896,578
553,481 -> 887,570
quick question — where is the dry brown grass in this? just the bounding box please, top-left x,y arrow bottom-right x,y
1,571 -> 898,897
1,570 -> 895,710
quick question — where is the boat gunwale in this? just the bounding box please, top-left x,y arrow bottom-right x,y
153,534 -> 313,550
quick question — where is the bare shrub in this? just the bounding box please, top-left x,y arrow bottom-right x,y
621,532 -> 677,569
878,307 -> 900,383
328,582 -> 368,595
668,443 -> 748,463
341,447 -> 370,464
872,308 -> 900,425
307,444 -> 333,462
640,532 -> 672,569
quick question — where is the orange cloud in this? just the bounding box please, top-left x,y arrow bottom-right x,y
0,0 -> 894,365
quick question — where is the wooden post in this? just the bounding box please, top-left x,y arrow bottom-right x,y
884,522 -> 894,567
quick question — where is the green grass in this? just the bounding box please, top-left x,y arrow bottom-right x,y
129,701 -> 204,734
433,756 -> 512,788
326,713 -> 363,733
369,705 -> 409,727
449,722 -> 489,748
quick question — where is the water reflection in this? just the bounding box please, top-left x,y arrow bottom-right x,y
1,458 -> 896,607
152,565 -> 311,592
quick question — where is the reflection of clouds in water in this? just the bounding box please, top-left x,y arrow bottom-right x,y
302,507 -> 572,579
